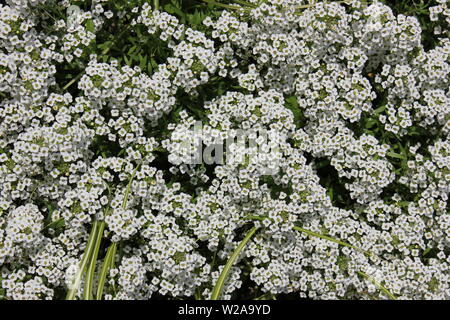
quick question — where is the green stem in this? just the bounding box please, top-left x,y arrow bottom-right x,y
62,71 -> 84,91
199,0 -> 248,10
122,164 -> 141,209
66,220 -> 99,300
245,215 -> 371,256
253,292 -> 275,300
94,163 -> 140,299
293,225 -> 370,256
41,218 -> 64,231
210,226 -> 259,300
244,215 -> 397,300
387,151 -> 406,160
293,3 -> 317,9
233,0 -> 257,8
373,105 -> 387,114
40,6 -> 58,22
154,0 -> 159,10
194,288 -> 202,300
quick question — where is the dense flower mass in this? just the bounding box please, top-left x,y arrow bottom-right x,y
0,0 -> 449,300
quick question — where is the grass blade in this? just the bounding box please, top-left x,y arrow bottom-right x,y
292,225 -> 371,256
96,242 -> 117,300
233,0 -> 257,7
84,221 -> 105,300
244,215 -> 397,300
198,0 -> 247,10
245,215 -> 371,256
358,271 -> 397,300
94,164 -> 139,299
66,220 -> 99,300
62,71 -> 84,91
210,226 -> 259,300
122,164 -> 140,209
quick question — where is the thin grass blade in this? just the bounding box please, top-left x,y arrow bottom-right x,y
210,226 -> 259,300
96,242 -> 117,300
83,221 -> 105,300
66,220 -> 99,300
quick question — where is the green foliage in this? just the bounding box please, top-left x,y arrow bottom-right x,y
380,0 -> 441,49
4,0 -> 443,301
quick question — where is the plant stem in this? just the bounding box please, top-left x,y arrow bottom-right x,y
199,0 -> 247,10
94,163 -> 140,299
122,164 -> 140,209
245,215 -> 371,256
292,225 -> 370,256
41,218 -> 64,231
233,0 -> 257,8
62,71 -> 84,91
244,215 -> 397,300
387,151 -> 406,160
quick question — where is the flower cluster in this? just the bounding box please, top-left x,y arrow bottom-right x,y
0,0 -> 449,300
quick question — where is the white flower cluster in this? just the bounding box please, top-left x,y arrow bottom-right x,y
0,0 -> 449,300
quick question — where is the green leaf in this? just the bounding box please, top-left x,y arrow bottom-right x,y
244,215 -> 396,300
210,226 -> 259,300
96,242 -> 117,300
387,151 -> 406,160
139,54 -> 148,71
357,271 -> 397,300
42,218 -> 65,231
66,221 -> 99,300
127,45 -> 137,55
164,3 -> 176,14
284,95 -> 303,127
84,221 -> 106,300
85,19 -> 95,33
124,55 -> 131,66
245,215 -> 371,256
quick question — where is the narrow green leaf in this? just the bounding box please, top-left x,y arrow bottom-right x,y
210,226 -> 259,300
96,242 -> 117,300
62,71 -> 84,91
233,0 -> 258,8
139,54 -> 148,71
84,221 -> 106,300
124,55 -> 131,66
66,221 -> 99,300
293,225 -> 370,256
244,215 -> 397,300
122,164 -> 140,210
373,105 -> 387,114
198,0 -> 247,11
94,164 -> 140,300
387,151 -> 406,160
42,218 -> 65,231
245,215 -> 371,256
127,45 -> 137,55
358,271 -> 397,300
85,19 -> 95,33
